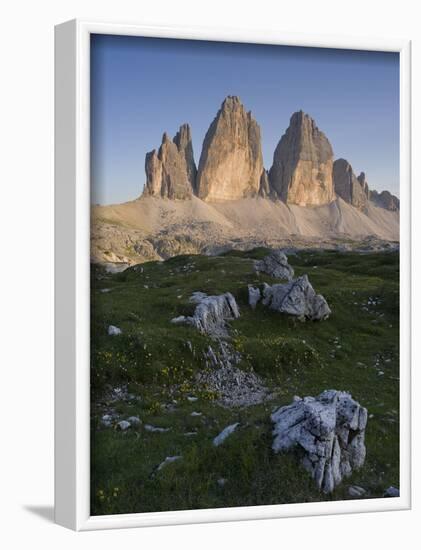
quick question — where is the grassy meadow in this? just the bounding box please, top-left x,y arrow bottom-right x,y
90,248 -> 399,515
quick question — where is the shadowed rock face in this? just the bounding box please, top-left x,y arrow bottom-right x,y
196,96 -> 264,201
333,158 -> 368,212
173,124 -> 197,192
259,170 -> 271,198
370,189 -> 400,211
357,172 -> 370,199
269,111 -> 335,206
144,125 -> 196,199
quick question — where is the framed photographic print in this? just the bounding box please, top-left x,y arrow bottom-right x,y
54,19 -> 411,530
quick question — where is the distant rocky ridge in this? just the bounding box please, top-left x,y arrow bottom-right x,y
141,96 -> 398,213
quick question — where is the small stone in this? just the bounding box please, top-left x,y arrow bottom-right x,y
348,485 -> 366,498
108,325 -> 122,336
384,486 -> 399,497
213,423 -> 239,447
187,396 -> 198,402
101,414 -> 113,427
248,285 -> 261,309
157,455 -> 182,472
217,478 -> 227,487
116,420 -> 131,431
144,424 -> 170,433
191,411 -> 202,417
126,416 -> 141,427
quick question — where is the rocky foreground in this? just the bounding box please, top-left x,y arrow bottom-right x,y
91,247 -> 399,514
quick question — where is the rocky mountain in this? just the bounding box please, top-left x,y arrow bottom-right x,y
370,189 -> 400,211
196,96 -> 264,201
333,158 -> 369,212
143,124 -> 196,199
92,96 -> 400,266
268,111 -> 335,206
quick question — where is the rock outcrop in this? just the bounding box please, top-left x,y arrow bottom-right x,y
370,189 -> 400,211
171,291 -> 240,337
143,125 -> 196,199
262,275 -> 331,320
196,96 -> 264,201
333,158 -> 368,212
259,170 -> 271,198
271,390 -> 368,493
269,111 -> 335,206
173,123 -> 197,191
357,172 -> 370,199
254,250 -> 294,280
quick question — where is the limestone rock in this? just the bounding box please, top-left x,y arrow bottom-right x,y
108,325 -> 122,336
271,390 -> 368,493
333,158 -> 368,211
156,455 -> 182,472
262,275 -> 331,320
254,249 -> 294,280
196,96 -> 264,201
370,189 -> 400,211
213,423 -> 239,447
171,291 -> 240,337
259,170 -> 271,197
143,125 -> 196,199
269,111 -> 335,206
248,285 -> 261,309
384,486 -> 399,497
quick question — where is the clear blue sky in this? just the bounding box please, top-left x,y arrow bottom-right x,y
91,34 -> 399,205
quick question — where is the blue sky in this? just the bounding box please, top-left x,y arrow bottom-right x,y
91,35 -> 399,205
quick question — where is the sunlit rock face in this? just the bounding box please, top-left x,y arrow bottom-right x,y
196,96 -> 264,202
269,111 -> 335,206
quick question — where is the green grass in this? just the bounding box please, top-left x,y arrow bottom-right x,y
90,248 -> 399,515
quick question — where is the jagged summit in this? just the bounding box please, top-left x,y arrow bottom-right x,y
143,123 -> 196,200
141,98 -> 398,212
269,111 -> 335,206
195,96 -> 264,201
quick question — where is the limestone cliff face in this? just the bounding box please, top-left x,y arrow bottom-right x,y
196,96 -> 264,201
268,111 -> 335,206
370,189 -> 400,211
143,125 -> 196,199
333,158 -> 368,211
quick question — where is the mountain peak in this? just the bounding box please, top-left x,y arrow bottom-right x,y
196,97 -> 264,201
269,112 -> 334,205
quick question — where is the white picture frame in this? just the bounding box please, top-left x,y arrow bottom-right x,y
54,18 -> 411,531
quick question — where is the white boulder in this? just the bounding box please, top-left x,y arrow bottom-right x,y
254,250 -> 294,280
262,275 -> 331,321
271,390 -> 368,493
